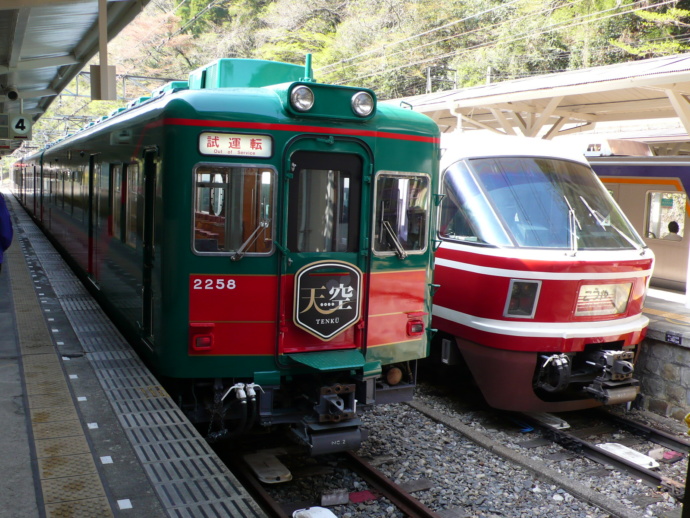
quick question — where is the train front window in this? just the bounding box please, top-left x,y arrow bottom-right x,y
374,172 -> 430,255
193,165 -> 274,255
440,162 -> 511,246
446,156 -> 645,250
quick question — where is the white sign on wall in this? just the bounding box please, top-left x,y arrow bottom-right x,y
0,113 -> 32,139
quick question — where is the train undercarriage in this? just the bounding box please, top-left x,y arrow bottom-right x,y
174,361 -> 417,455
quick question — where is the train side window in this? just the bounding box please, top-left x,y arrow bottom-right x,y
193,165 -> 274,255
646,191 -> 686,241
374,172 -> 430,254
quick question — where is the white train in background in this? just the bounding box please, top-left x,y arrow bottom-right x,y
579,138 -> 689,292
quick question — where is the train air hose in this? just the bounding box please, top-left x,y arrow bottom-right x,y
535,353 -> 571,393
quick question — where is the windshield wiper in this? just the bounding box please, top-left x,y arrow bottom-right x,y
231,219 -> 270,261
564,196 -> 579,256
579,196 -> 645,254
382,220 -> 408,259
579,196 -> 609,230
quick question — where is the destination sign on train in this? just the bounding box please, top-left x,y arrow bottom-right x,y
198,132 -> 272,157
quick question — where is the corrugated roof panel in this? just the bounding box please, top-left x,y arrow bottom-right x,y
0,0 -> 151,156
23,3 -> 98,57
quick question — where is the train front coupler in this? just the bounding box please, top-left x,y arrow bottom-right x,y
313,384 -> 357,423
290,382 -> 362,456
534,349 -> 639,405
583,349 -> 640,404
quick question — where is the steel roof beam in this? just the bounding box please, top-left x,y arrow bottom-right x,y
488,108 -> 517,136
8,8 -> 29,68
665,89 -> 690,139
0,55 -> 80,74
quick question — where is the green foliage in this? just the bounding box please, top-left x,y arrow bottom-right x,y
17,0 -> 690,154
610,5 -> 690,57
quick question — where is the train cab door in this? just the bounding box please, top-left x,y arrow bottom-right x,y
278,141 -> 371,366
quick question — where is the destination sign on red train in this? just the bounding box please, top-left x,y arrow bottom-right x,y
199,132 -> 272,157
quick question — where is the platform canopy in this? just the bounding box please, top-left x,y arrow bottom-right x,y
401,53 -> 690,150
0,0 -> 149,156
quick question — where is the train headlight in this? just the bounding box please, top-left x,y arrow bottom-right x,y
504,280 -> 541,318
351,91 -> 374,117
290,86 -> 314,112
575,283 -> 632,316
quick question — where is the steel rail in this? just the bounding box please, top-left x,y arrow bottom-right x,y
517,413 -> 685,500
344,451 -> 443,518
226,453 -> 290,518
596,408 -> 690,453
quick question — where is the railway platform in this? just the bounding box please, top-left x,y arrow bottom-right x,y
644,288 -> 690,343
0,190 -> 266,518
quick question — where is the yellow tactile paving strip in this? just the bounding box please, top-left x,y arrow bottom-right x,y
6,240 -> 114,518
643,306 -> 690,325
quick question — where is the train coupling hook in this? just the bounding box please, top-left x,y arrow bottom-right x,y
314,384 -> 357,423
589,350 -> 635,381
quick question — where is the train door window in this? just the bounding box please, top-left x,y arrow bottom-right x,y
646,191 -> 686,241
67,170 -> 75,214
51,168 -> 57,207
193,165 -> 274,255
112,165 -> 123,240
126,163 -> 141,248
373,171 -> 430,254
73,168 -> 84,221
59,171 -> 64,209
286,152 -> 361,253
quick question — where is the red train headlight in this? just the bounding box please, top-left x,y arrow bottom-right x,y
575,283 -> 632,316
406,312 -> 427,337
504,280 -> 541,318
189,323 -> 215,352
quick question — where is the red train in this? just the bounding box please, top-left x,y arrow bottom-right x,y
432,133 -> 654,412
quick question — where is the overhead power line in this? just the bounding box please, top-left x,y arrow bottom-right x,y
318,0 -> 590,79
334,0 -> 680,87
316,0 -> 529,73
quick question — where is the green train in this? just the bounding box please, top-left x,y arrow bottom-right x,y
12,58 -> 440,454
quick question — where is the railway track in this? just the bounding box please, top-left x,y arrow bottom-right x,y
215,384 -> 687,517
224,448 -> 441,518
407,386 -> 687,517
516,410 -> 689,499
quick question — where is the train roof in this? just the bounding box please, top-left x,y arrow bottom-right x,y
440,131 -> 590,168
18,57 -> 437,163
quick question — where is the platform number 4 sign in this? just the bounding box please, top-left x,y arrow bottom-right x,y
10,114 -> 31,139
